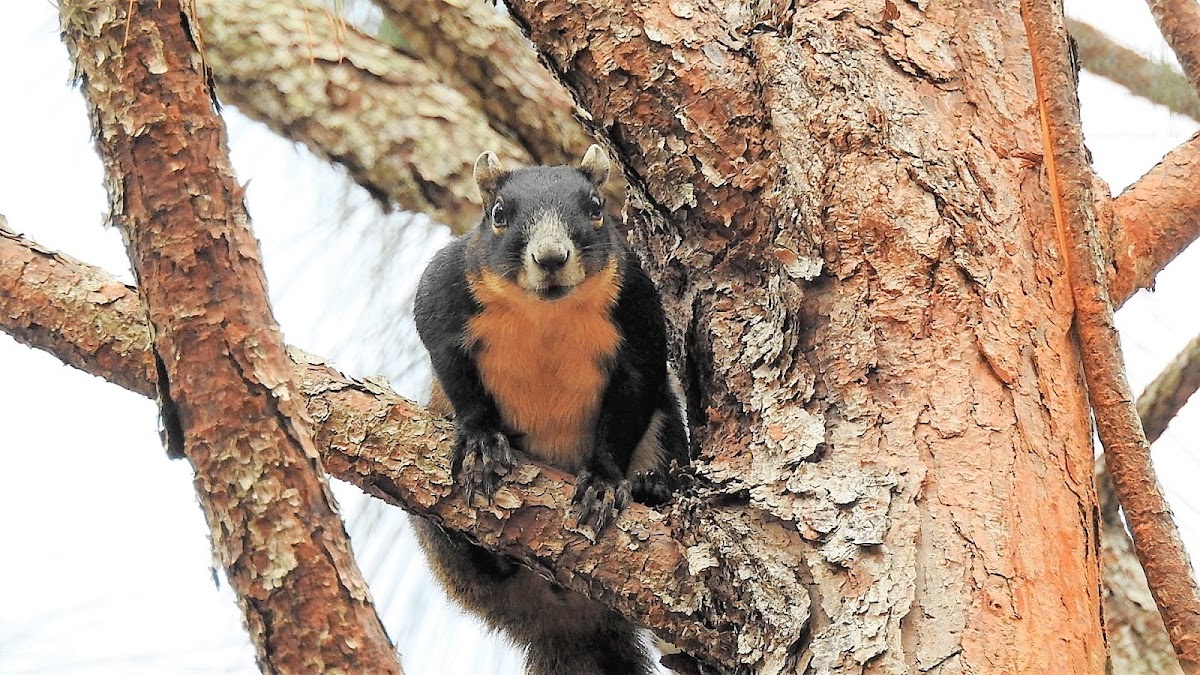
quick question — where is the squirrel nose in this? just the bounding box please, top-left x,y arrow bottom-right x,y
533,248 -> 570,272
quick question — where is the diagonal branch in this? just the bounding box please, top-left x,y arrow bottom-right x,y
1147,0 -> 1200,101
1021,1 -> 1200,670
197,0 -> 530,233
373,0 -> 591,166
1138,333 -> 1200,442
1067,18 -> 1200,122
0,219 -> 740,670
58,0 -> 402,670
1110,132 -> 1200,306
1098,332 -> 1200,675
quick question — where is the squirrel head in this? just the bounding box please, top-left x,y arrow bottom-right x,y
469,145 -> 617,300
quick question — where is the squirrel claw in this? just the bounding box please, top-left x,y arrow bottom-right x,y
571,468 -> 631,533
452,427 -> 514,503
630,470 -> 672,506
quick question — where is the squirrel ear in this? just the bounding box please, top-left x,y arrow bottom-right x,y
474,151 -> 506,201
580,144 -> 610,187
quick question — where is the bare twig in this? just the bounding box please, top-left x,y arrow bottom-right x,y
57,0 -> 402,670
1067,19 -> 1200,122
1138,334 -> 1200,442
1147,0 -> 1200,100
1021,1 -> 1200,670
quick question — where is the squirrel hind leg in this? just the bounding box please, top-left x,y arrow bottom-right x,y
522,615 -> 654,675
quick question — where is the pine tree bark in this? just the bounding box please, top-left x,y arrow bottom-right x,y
10,0 -> 1200,671
506,0 -> 1108,670
56,0 -> 402,671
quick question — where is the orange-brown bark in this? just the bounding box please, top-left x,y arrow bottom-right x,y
1022,0 -> 1200,670
57,0 -> 402,671
1148,0 -> 1200,101
1101,473 -> 1186,675
18,0 -> 1189,669
510,0 -> 1104,671
505,0 -> 774,238
1099,333 -> 1200,673
1110,133 -> 1200,306
0,217 -> 154,398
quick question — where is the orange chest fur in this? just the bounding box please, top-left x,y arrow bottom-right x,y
465,264 -> 621,471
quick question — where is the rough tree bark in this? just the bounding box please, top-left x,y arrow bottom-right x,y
7,0 -> 1200,671
497,0 -> 1114,670
373,0 -> 590,165
56,0 -> 402,671
1147,0 -> 1200,100
1024,0 -> 1200,668
1101,333 -> 1200,675
0,222 -> 733,661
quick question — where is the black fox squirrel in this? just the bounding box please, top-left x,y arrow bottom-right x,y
411,145 -> 688,675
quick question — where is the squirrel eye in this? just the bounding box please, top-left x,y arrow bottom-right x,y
490,201 -> 507,229
588,195 -> 604,221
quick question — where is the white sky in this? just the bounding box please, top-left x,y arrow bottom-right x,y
1,2 -> 1198,673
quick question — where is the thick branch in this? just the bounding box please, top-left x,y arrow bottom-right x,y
1147,0 -> 1200,101
1110,132 -> 1200,306
1067,19 -> 1200,122
1022,1 -> 1200,670
0,224 -> 739,669
0,217 -> 154,398
59,0 -> 401,671
197,0 -> 529,233
374,0 -> 591,166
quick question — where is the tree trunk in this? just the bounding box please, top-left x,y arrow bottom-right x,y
19,0 -> 1200,670
505,0 -> 1106,671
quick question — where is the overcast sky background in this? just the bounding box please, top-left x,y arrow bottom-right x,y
1,2 -> 1198,673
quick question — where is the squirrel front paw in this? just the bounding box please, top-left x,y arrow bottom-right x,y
571,468 -> 631,533
451,426 -> 515,504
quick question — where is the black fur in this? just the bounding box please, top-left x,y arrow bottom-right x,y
411,148 -> 687,675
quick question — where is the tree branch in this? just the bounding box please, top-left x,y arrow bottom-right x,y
1098,332 -> 1200,674
1098,331 -> 1200,527
58,0 -> 401,670
1067,19 -> 1200,122
1110,132 -> 1200,306
1147,0 -> 1200,101
0,220 -> 741,670
1022,1 -> 1200,670
1100,485 -> 1187,675
1138,334 -> 1200,442
197,0 -> 531,233
373,0 -> 591,166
